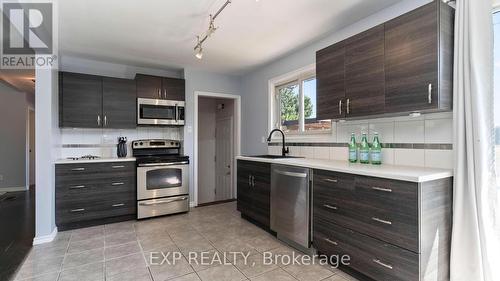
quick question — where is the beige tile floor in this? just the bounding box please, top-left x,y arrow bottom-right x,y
14,202 -> 359,281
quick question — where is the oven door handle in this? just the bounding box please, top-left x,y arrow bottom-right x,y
138,161 -> 189,167
139,197 -> 189,206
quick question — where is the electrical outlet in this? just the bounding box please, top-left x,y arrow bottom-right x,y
0,174 -> 3,181
261,136 -> 266,143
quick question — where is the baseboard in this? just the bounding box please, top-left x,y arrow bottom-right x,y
0,186 -> 28,192
33,227 -> 58,245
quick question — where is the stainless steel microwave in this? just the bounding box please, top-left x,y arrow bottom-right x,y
137,98 -> 185,126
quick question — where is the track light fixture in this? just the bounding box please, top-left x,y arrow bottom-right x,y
194,0 -> 232,59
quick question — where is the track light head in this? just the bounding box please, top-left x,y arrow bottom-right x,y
195,46 -> 203,60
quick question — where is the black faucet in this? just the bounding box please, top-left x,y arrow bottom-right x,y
267,129 -> 289,156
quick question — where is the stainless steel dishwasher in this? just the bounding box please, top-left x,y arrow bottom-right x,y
271,164 -> 312,251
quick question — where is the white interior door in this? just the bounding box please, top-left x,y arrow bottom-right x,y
215,117 -> 233,201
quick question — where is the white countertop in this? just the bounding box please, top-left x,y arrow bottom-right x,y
236,156 -> 453,183
55,157 -> 136,164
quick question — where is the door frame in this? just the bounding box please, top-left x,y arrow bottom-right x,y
26,106 -> 35,190
193,91 -> 241,207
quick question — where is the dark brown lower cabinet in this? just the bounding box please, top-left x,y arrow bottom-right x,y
55,161 -> 136,230
237,160 -> 271,229
313,169 -> 452,281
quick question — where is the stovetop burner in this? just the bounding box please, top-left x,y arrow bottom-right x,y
66,155 -> 101,161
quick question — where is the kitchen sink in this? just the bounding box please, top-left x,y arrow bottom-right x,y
246,155 -> 303,159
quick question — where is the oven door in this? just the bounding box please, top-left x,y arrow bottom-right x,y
137,163 -> 189,200
137,98 -> 185,125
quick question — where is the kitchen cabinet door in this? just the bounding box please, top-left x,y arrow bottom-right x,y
237,160 -> 271,228
103,77 -> 137,129
60,72 -> 103,128
316,42 -> 346,120
162,77 -> 185,101
136,74 -> 162,99
384,1 -> 439,113
249,162 -> 271,228
345,25 -> 385,117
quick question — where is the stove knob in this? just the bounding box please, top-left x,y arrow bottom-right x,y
139,142 -> 143,146
170,142 -> 174,145
134,143 -> 138,146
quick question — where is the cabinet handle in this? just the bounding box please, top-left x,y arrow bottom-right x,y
323,204 -> 338,210
325,178 -> 338,183
428,83 -> 432,104
157,88 -> 161,98
371,186 -> 392,193
69,185 -> 86,189
248,175 -> 252,186
346,99 -> 350,114
111,182 -> 124,186
71,168 -> 85,171
70,208 -> 85,213
112,165 -> 125,169
324,238 -> 338,246
104,115 -> 107,126
339,100 -> 342,115
112,203 -> 125,207
251,176 -> 255,187
97,115 -> 101,126
371,217 -> 392,225
164,89 -> 167,99
372,259 -> 393,270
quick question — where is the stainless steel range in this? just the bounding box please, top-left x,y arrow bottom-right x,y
132,139 -> 189,219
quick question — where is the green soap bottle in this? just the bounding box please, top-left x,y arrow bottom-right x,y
348,133 -> 357,163
359,133 -> 370,164
371,132 -> 382,165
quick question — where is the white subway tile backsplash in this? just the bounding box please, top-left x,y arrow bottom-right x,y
313,147 -> 330,160
369,122 -> 394,143
300,147 -> 314,158
394,149 -> 425,167
288,146 -> 301,157
394,120 -> 425,143
337,122 -> 369,143
381,148 -> 395,165
425,150 -> 453,169
330,147 -> 348,161
425,119 -> 453,143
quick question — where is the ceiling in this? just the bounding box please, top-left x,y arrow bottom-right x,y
60,0 -> 403,75
0,70 -> 35,95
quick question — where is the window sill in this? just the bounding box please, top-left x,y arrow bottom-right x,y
270,131 -> 334,143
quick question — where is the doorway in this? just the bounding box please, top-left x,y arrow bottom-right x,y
194,92 -> 240,206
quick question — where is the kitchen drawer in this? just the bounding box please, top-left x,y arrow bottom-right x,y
313,221 -> 419,281
56,162 -> 135,178
313,169 -> 419,252
56,199 -> 135,225
56,176 -> 135,199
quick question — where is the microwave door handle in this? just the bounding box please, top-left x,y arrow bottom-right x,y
175,105 -> 179,122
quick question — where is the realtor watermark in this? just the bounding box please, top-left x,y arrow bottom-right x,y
1,0 -> 58,69
149,250 -> 351,269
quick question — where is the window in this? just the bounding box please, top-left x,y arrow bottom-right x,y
273,71 -> 331,135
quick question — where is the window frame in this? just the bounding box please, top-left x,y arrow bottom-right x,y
268,64 -> 332,139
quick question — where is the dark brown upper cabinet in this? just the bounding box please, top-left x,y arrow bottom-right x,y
59,72 -> 103,128
136,74 -> 185,101
102,77 -> 137,129
315,0 -> 453,120
316,42 -> 346,120
136,74 -> 162,99
344,24 -> 385,117
59,72 -> 137,129
384,1 -> 453,114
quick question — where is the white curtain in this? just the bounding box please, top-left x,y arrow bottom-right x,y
451,0 -> 500,280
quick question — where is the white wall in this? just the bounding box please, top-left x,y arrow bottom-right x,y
0,81 -> 28,190
60,56 -> 182,79
198,98 -> 217,204
240,0 -> 433,155
35,67 -> 60,239
183,68 -> 242,205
